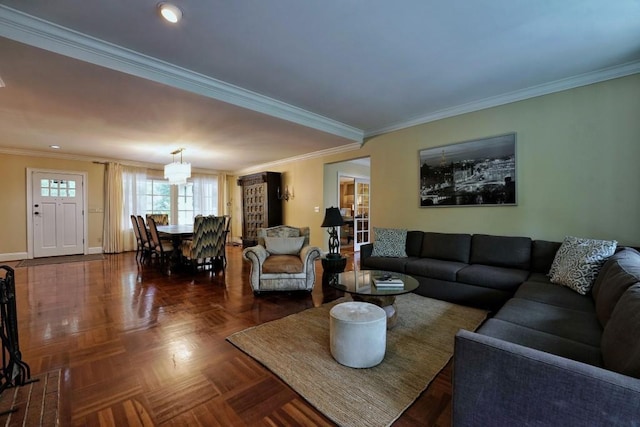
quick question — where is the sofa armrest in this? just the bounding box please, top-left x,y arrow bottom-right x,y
242,245 -> 268,267
360,243 -> 373,266
300,245 -> 322,267
453,329 -> 640,427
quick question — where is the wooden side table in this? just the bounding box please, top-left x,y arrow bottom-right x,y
321,256 -> 348,289
321,256 -> 347,274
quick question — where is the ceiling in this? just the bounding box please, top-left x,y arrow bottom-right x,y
0,1 -> 639,173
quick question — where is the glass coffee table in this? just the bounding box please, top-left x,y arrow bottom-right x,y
326,270 -> 419,328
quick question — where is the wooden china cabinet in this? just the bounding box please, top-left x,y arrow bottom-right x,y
237,172 -> 283,248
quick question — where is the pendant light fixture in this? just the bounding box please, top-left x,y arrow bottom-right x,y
164,148 -> 191,185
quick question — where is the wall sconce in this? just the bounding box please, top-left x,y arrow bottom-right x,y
277,186 -> 293,201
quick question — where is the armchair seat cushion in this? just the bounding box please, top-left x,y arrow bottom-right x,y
262,255 -> 304,274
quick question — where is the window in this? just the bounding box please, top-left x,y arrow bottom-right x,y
143,175 -> 218,224
40,179 -> 77,198
145,179 -> 171,219
177,184 -> 194,225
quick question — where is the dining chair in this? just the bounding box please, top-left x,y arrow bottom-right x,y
146,217 -> 174,270
130,215 -> 144,262
146,213 -> 169,226
136,215 -> 152,263
221,215 -> 231,267
180,215 -> 227,273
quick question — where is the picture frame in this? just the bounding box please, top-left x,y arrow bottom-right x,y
419,133 -> 516,207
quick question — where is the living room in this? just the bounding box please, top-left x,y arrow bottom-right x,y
0,2 -> 639,426
1,73 -> 638,257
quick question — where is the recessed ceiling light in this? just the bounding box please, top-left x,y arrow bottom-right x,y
158,3 -> 183,23
50,145 -> 61,149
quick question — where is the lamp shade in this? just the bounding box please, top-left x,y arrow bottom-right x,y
164,161 -> 191,185
321,207 -> 344,227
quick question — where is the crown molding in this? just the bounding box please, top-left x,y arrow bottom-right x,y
234,142 -> 362,176
366,60 -> 640,138
0,147 -> 224,174
0,5 -> 364,143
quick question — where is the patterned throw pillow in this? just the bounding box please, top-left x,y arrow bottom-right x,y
371,228 -> 408,258
549,236 -> 617,295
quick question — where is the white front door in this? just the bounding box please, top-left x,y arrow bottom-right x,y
32,172 -> 85,258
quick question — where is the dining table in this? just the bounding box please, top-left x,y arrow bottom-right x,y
156,224 -> 194,268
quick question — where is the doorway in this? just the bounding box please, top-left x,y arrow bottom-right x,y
324,156 -> 370,253
338,176 -> 371,251
27,169 -> 87,258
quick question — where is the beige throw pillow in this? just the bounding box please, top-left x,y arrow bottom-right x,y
264,236 -> 306,255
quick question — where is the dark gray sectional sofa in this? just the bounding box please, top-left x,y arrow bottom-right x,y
360,232 -> 640,425
360,231 -> 557,311
453,246 -> 640,426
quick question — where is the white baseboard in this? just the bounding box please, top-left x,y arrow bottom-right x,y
87,247 -> 104,255
0,252 -> 28,262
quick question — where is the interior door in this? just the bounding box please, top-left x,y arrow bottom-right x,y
32,172 -> 85,258
353,179 -> 370,251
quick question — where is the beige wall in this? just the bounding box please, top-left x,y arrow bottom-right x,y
2,74 -> 638,259
0,154 -> 105,257
272,74 -> 640,248
365,74 -> 640,246
241,152 -> 374,249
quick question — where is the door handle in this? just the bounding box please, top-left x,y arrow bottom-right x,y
34,212 -> 40,215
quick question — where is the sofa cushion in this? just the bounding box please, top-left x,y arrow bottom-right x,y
469,234 -> 532,270
405,258 -> 467,282
526,272 -> 553,284
601,284 -> 640,378
420,232 -> 471,263
478,318 -> 602,367
457,264 -> 529,291
592,247 -> 640,300
371,228 -> 408,257
494,298 -> 602,347
592,247 -> 640,326
264,236 -> 305,255
405,231 -> 424,257
362,256 -> 415,273
549,236 -> 617,295
515,281 -> 595,313
262,255 -> 304,274
531,240 -> 562,273
414,277 -> 511,311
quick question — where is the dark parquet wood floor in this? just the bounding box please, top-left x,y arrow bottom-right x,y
8,246 -> 453,426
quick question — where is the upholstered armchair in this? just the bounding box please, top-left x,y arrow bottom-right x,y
242,225 -> 321,294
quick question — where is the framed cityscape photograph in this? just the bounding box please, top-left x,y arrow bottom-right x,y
419,133 -> 517,207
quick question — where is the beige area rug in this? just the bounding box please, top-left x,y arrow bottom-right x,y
227,293 -> 488,427
16,254 -> 104,267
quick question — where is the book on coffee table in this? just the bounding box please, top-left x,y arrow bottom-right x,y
373,276 -> 404,287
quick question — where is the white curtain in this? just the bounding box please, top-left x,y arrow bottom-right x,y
122,166 -> 147,251
103,162 -> 123,253
218,173 -> 228,215
192,173 -> 218,216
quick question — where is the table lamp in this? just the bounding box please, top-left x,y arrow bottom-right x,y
321,207 -> 345,259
